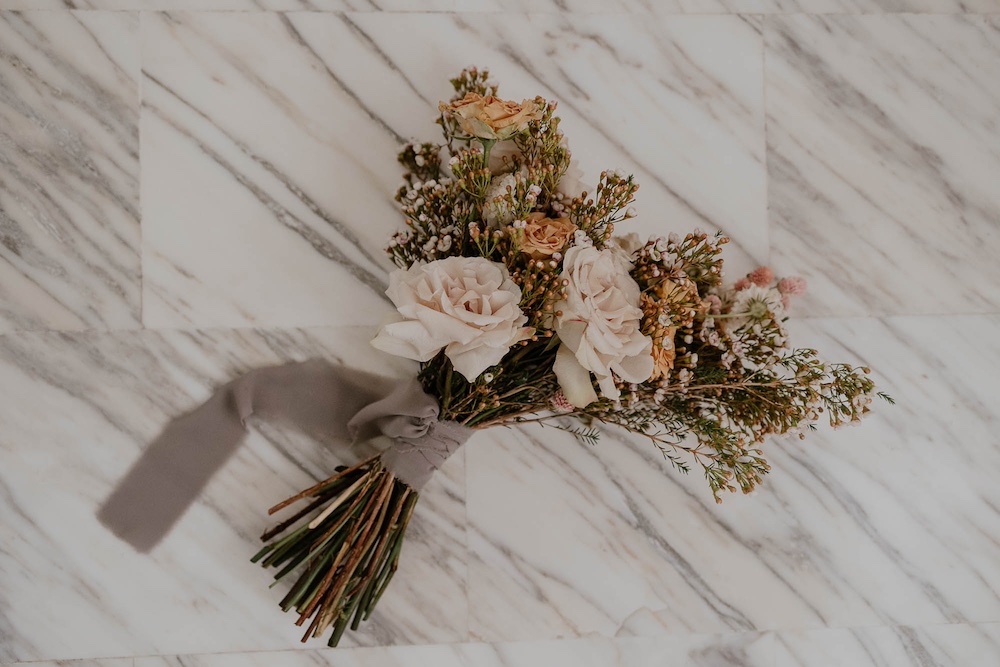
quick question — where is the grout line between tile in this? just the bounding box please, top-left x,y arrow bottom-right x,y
462,446 -> 473,644
11,9 -> 1000,15
138,9 -> 146,330
761,13 -> 772,270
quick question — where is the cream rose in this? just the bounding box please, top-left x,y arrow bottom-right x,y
557,159 -> 587,199
483,173 -> 518,228
488,140 -> 522,174
520,213 -> 576,260
439,93 -> 543,141
607,232 -> 643,267
372,257 -> 533,381
553,246 -> 654,407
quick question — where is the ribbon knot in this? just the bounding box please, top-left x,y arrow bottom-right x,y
348,379 -> 473,490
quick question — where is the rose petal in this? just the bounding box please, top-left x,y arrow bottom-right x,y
447,341 -> 506,381
371,319 -> 443,363
554,343 -> 599,408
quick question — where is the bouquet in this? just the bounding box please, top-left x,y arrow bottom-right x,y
252,67 -> 889,646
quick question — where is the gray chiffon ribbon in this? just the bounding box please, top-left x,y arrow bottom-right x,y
98,360 -> 472,553
347,379 -> 472,490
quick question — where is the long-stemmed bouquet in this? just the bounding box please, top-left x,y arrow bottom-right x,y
252,67 -> 889,646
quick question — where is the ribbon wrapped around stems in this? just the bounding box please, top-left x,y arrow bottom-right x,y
99,360 -> 472,645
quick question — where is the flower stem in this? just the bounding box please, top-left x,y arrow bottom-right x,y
480,138 -> 495,167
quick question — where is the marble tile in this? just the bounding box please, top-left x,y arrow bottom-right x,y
2,0 -> 999,12
766,15 -> 1000,317
5,661 -> 134,667
0,11 -> 140,333
488,0 -> 1000,12
0,326 -> 466,662
140,12 -> 766,329
135,632 -> 773,667
774,622 -> 1000,666
139,12 -> 396,329
465,314 -> 1000,642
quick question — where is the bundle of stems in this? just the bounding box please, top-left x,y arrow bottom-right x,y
253,455 -> 418,646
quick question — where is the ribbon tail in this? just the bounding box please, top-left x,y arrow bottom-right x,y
98,360 -> 392,553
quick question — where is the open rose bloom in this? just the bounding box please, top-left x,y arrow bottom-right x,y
371,256 -> 532,382
253,67 -> 887,648
552,245 -> 653,407
439,92 -> 543,141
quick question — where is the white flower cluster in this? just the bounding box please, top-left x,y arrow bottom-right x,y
396,178 -> 460,261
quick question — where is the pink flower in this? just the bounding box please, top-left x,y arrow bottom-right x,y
748,266 -> 775,287
704,294 -> 723,314
734,278 -> 751,291
778,276 -> 807,296
550,391 -> 575,413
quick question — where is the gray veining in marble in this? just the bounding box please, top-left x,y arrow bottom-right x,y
0,11 -> 140,333
767,14 -> 1000,317
2,0 -> 1000,12
134,632 -> 774,667
774,622 -> 1000,667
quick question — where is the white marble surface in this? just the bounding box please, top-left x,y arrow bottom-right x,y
1,5 -> 999,667
767,15 -> 1000,317
0,11 -> 140,333
774,622 -> 1000,666
2,0 -> 1000,12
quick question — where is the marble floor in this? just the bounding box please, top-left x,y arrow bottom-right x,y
1,3 -> 999,667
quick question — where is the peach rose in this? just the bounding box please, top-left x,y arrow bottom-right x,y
520,213 -> 577,260
439,93 -> 543,141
